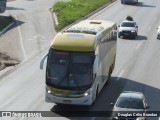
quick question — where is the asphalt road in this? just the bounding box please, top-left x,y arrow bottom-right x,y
0,0 -> 57,61
0,0 -> 160,120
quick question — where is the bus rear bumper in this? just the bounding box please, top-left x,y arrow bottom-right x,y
45,92 -> 93,105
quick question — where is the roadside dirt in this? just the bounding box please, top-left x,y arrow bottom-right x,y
0,52 -> 19,71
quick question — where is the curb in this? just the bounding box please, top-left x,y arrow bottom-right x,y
51,0 -> 117,31
0,20 -> 15,36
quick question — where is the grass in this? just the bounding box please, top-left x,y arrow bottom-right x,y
0,16 -> 14,31
53,0 -> 110,31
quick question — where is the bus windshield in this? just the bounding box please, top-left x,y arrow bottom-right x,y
46,49 -> 94,90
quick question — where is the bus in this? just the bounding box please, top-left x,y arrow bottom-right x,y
0,0 -> 6,13
40,20 -> 117,105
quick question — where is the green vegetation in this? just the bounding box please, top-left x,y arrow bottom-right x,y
126,15 -> 133,21
0,16 -> 13,31
53,0 -> 110,31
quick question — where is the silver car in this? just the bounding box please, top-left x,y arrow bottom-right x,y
111,91 -> 149,120
121,0 -> 138,4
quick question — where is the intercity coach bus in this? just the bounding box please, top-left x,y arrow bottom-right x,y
40,20 -> 117,105
0,0 -> 6,13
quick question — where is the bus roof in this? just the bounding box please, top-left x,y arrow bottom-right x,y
51,20 -> 116,52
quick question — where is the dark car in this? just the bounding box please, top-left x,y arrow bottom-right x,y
121,0 -> 138,4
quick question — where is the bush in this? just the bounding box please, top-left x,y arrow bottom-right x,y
126,16 -> 133,21
0,16 -> 14,31
53,0 -> 110,31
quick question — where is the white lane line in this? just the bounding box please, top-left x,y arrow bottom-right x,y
116,70 -> 125,80
91,117 -> 96,120
15,15 -> 27,60
136,42 -> 143,50
28,34 -> 47,41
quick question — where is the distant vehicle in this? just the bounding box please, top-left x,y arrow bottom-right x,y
157,26 -> 160,39
111,91 -> 149,120
40,20 -> 117,105
0,0 -> 7,13
121,0 -> 138,4
118,20 -> 138,39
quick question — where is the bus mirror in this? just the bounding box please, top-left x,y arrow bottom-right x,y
93,56 -> 99,74
40,54 -> 48,70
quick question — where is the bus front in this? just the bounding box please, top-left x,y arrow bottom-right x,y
45,33 -> 96,105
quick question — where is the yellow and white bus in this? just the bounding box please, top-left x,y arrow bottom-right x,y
40,20 -> 117,105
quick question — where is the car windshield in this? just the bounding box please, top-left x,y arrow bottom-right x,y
46,49 -> 94,90
121,22 -> 135,27
116,97 -> 144,109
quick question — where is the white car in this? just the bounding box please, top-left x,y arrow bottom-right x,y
118,20 -> 138,39
157,26 -> 160,39
111,91 -> 149,120
121,0 -> 138,4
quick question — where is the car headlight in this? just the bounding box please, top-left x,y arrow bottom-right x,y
136,117 -> 145,120
111,112 -> 118,120
112,116 -> 118,120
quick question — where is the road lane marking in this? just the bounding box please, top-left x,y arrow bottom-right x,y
136,42 -> 143,50
28,34 -> 47,41
15,15 -> 27,60
116,69 -> 125,80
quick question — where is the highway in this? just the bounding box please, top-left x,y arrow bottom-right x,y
0,0 -> 57,61
0,0 -> 160,120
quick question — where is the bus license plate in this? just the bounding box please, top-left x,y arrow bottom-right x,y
63,100 -> 71,103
